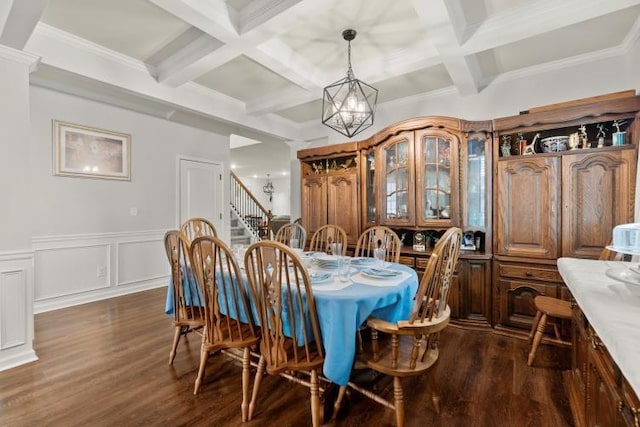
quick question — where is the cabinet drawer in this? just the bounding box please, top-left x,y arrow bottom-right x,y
499,264 -> 562,283
415,257 -> 429,270
398,256 -> 415,268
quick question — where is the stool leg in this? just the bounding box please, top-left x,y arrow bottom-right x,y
528,310 -> 542,344
528,313 -> 547,367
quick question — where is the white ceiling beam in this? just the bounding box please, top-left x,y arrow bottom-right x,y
25,24 -> 306,141
151,0 -> 330,97
461,0 -> 640,54
412,0 -> 480,95
150,0 -> 239,41
155,33 -> 225,85
0,0 -> 47,49
238,0 -> 304,34
246,86 -> 317,115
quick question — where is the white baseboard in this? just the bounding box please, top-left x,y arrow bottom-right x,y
0,348 -> 38,372
34,277 -> 168,314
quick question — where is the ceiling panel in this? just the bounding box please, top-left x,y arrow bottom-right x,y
276,99 -> 323,123
277,1 -> 427,75
485,5 -> 640,74
375,64 -> 453,103
195,55 -> 304,101
40,0 -> 191,61
460,0 -> 532,25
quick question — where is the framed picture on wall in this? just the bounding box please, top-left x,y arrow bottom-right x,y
53,120 -> 131,180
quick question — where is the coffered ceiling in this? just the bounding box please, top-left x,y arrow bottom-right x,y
1,0 -> 640,177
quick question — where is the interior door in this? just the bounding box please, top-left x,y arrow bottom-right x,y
178,158 -> 223,233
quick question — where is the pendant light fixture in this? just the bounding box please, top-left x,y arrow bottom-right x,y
263,174 -> 274,202
322,29 -> 378,138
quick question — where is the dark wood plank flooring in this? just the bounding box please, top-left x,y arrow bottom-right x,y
0,288 -> 573,426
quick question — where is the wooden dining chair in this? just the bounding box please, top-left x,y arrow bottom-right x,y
335,227 -> 462,427
527,244 -> 623,366
308,224 -> 347,255
354,226 -> 402,263
189,236 -> 260,420
274,222 -> 307,250
244,240 -> 339,427
164,230 -> 205,365
181,217 -> 217,242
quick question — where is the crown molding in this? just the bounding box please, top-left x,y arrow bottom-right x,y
482,45 -> 627,88
33,23 -> 149,74
0,44 -> 40,72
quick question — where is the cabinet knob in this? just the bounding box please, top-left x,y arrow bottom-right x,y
525,271 -> 533,277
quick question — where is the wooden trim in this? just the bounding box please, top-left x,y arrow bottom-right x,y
358,116 -> 462,149
526,90 -> 636,114
297,142 -> 358,160
493,95 -> 640,133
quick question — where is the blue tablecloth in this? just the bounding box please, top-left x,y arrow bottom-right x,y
165,262 -> 419,386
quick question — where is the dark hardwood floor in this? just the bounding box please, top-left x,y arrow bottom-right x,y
0,288 -> 573,426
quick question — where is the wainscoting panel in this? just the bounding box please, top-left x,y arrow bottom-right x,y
33,230 -> 168,313
34,244 -> 110,300
0,251 -> 37,371
0,269 -> 27,350
117,239 -> 168,287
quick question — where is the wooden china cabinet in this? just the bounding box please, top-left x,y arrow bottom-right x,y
298,142 -> 361,245
299,117 -> 493,328
492,94 -> 640,335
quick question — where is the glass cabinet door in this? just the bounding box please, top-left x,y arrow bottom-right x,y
363,148 -> 376,226
378,132 -> 415,226
415,129 -> 459,226
465,136 -> 486,228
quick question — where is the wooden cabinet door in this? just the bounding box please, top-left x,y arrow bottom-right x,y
377,132 -> 415,227
327,171 -> 360,244
457,259 -> 491,326
415,128 -> 460,227
562,149 -> 636,258
301,176 -> 327,239
587,352 -> 623,427
496,157 -> 561,259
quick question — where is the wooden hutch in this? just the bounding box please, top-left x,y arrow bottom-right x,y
298,92 -> 640,423
298,116 -> 494,328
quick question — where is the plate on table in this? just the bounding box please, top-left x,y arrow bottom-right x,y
361,268 -> 402,279
309,272 -> 332,284
351,257 -> 375,266
315,255 -> 340,270
302,251 -> 321,258
605,267 -> 640,286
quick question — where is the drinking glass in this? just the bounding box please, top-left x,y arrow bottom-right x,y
339,256 -> 351,282
373,247 -> 386,266
331,242 -> 343,256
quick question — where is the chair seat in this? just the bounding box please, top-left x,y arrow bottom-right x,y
527,296 -> 572,367
359,334 -> 439,377
534,296 -> 572,319
201,319 -> 259,353
261,339 -> 324,375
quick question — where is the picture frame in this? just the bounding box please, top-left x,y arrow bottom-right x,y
53,120 -> 131,181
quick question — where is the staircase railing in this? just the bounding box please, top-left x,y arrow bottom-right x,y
230,171 -> 272,240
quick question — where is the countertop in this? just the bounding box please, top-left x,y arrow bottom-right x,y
557,257 -> 640,396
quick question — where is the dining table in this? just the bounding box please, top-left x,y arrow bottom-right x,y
165,254 -> 420,386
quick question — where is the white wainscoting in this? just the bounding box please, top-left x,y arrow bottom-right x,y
32,230 -> 169,313
0,250 -> 37,371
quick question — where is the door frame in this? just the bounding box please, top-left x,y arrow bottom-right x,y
175,155 -> 225,233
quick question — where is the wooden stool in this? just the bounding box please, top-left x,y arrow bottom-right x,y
527,295 -> 572,366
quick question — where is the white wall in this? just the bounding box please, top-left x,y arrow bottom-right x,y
238,176 -> 291,216
0,47 -> 38,371
29,86 -> 231,312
